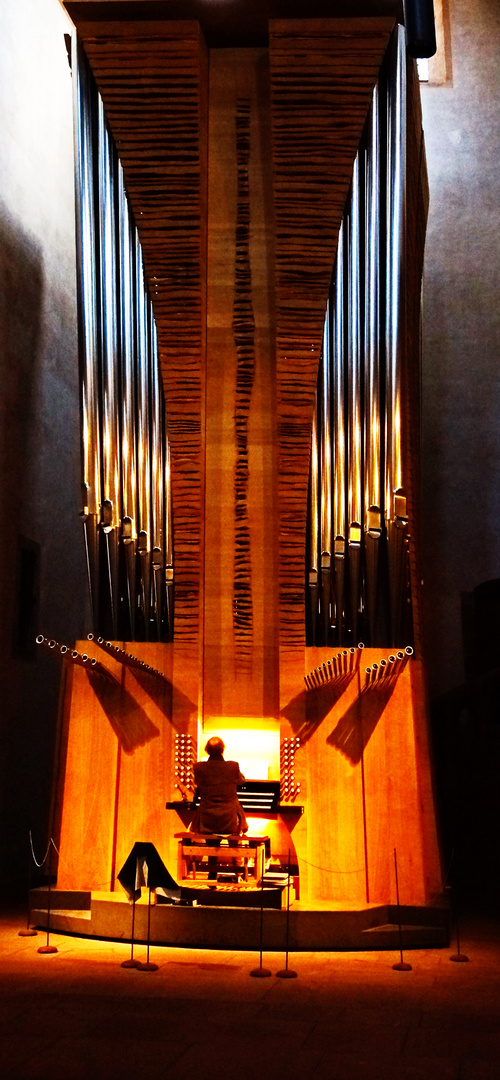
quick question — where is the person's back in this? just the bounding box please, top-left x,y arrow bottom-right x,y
191,737 -> 248,835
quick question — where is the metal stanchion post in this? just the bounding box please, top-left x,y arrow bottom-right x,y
37,841 -> 58,955
137,886 -> 159,971
250,848 -> 272,977
121,891 -> 140,968
392,848 -> 412,971
276,851 -> 297,979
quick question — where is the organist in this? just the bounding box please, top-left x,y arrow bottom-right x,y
191,736 -> 249,836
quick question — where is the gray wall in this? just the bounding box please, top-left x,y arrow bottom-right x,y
421,0 -> 500,701
0,0 -> 87,892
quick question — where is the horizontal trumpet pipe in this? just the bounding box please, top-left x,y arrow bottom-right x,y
36,640 -> 109,677
304,641 -> 367,690
36,635 -> 62,651
89,634 -> 165,681
376,658 -> 388,682
395,646 -> 413,674
392,650 -> 406,674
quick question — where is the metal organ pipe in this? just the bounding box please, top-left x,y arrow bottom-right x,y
347,156 -> 363,642
307,26 -> 413,653
98,98 -> 120,639
308,392 -> 320,644
74,43 -> 173,643
165,438 -> 174,640
385,26 -> 409,646
320,303 -> 332,644
150,312 -> 165,641
135,241 -> 152,640
74,42 -> 101,627
332,223 -> 346,644
118,162 -> 138,640
364,87 -> 383,644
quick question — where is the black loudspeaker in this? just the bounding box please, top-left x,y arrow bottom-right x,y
473,579 -> 500,677
13,536 -> 40,660
404,0 -> 437,58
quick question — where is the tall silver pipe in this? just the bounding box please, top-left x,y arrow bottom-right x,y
165,436 -> 174,639
320,303 -> 332,644
98,100 -> 120,529
364,87 -> 383,643
98,98 -> 120,638
347,158 -> 363,642
309,391 -> 320,644
74,41 -> 101,627
385,26 -> 408,644
135,239 -> 151,637
150,311 -> 164,640
118,161 -> 137,638
332,223 -> 346,643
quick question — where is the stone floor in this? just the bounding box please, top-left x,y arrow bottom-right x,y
0,904 -> 499,1080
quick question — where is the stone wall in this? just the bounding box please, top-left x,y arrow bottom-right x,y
0,0 -> 87,894
421,0 -> 500,700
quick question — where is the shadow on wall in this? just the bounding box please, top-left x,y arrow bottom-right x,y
0,204 -> 46,896
327,679 -> 397,764
0,203 -> 44,635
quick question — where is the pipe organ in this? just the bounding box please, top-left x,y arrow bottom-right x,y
75,43 -> 173,643
308,27 -> 413,650
51,6 -> 441,918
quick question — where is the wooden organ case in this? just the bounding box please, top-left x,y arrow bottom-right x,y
52,4 -> 442,922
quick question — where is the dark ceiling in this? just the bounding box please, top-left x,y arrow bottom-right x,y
65,0 -> 403,47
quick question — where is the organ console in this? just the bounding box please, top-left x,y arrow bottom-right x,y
47,5 -> 442,925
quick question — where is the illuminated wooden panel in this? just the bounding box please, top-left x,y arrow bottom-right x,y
55,659 -> 120,890
113,646 -> 177,877
280,648 -> 441,905
77,20 -> 207,645
55,642 -> 179,891
268,18 -> 394,647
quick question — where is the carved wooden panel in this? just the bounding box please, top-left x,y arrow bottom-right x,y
203,49 -> 280,720
77,20 -> 207,646
268,18 -> 395,647
232,97 -> 255,667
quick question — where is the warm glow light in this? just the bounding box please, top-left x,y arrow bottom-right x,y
200,723 -> 280,781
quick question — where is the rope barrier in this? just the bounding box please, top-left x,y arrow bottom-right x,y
29,831 -> 52,870
296,855 -> 366,875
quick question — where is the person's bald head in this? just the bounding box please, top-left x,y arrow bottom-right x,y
205,736 -> 225,758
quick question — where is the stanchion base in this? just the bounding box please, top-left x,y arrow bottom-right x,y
136,961 -> 159,971
37,945 -> 58,954
121,958 -> 140,968
249,967 -> 272,978
450,953 -> 469,963
276,968 -> 298,979
18,929 -> 38,937
392,961 -> 412,971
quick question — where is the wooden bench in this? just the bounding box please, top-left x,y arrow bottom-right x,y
179,835 -> 270,883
